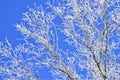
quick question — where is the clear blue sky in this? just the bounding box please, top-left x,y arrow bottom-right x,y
0,0 -> 43,45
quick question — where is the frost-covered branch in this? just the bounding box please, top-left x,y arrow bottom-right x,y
1,0 -> 120,80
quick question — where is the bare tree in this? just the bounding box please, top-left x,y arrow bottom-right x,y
0,0 -> 120,80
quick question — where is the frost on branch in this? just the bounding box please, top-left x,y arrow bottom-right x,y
0,40 -> 40,80
1,0 -> 120,80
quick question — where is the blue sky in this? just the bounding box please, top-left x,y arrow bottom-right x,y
0,0 -> 43,45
